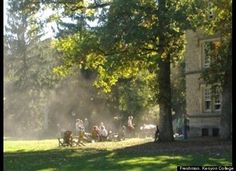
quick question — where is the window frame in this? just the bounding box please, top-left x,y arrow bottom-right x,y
213,89 -> 222,112
201,38 -> 221,69
202,85 -> 222,113
203,86 -> 212,112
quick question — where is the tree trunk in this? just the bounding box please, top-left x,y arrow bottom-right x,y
155,0 -> 174,142
220,67 -> 232,140
158,58 -> 174,142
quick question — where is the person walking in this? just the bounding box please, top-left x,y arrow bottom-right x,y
154,125 -> 160,143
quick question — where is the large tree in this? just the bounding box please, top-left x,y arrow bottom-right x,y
50,0 -> 196,142
171,59 -> 186,120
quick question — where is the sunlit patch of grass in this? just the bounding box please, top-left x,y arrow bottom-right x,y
4,139 -> 58,153
4,138 -> 232,171
79,138 -> 153,150
37,168 -> 57,171
4,138 -> 152,153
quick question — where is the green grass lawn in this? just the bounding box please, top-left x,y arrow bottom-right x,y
4,138 -> 232,171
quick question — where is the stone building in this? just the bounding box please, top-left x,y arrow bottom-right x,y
185,30 -> 222,137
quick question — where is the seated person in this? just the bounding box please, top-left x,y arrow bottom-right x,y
91,126 -> 100,141
100,126 -> 108,141
76,119 -> 85,136
99,122 -> 105,130
63,130 -> 73,146
118,125 -> 126,140
79,128 -> 85,140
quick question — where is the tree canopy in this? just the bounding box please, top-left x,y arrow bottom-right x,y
50,0 -> 200,142
4,0 -> 231,140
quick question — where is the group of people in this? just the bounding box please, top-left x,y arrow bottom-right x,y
91,122 -> 109,142
58,115 -> 161,143
75,118 -> 110,142
74,115 -> 135,142
74,117 -> 130,142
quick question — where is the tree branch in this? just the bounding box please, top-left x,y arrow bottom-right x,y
41,0 -> 111,11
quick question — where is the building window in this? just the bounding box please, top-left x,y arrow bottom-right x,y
204,87 -> 211,112
202,128 -> 209,136
202,42 -> 212,68
214,94 -> 221,111
203,86 -> 221,112
201,40 -> 220,69
212,128 -> 219,137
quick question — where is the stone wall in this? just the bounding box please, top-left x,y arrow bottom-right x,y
185,30 -> 202,73
185,30 -> 221,137
188,117 -> 220,137
186,73 -> 202,115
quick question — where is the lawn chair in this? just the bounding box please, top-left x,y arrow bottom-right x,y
74,131 -> 86,146
58,130 -> 73,147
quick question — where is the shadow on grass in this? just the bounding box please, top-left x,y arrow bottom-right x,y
4,140 -> 232,171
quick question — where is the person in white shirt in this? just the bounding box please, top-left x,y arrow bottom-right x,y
127,116 -> 135,137
100,126 -> 108,141
76,119 -> 84,136
99,122 -> 104,130
128,116 -> 135,129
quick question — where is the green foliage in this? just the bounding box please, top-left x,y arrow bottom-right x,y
196,0 -> 232,92
4,0 -> 232,140
194,0 -> 231,36
52,0 -> 192,92
49,0 -> 197,142
117,70 -> 156,115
